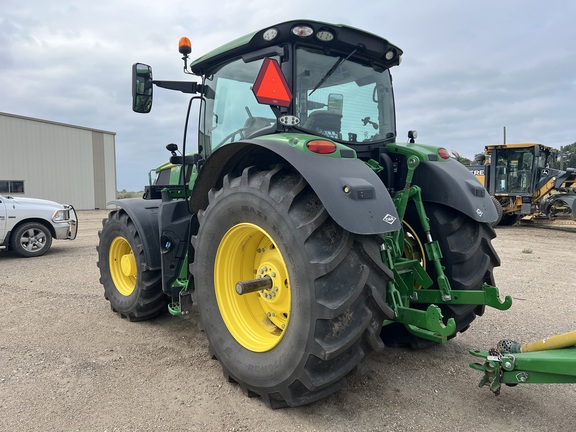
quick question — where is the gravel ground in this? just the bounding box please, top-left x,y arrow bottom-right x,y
1,209 -> 574,431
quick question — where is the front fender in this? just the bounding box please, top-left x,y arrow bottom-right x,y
191,140 -> 400,235
412,159 -> 498,223
108,198 -> 161,270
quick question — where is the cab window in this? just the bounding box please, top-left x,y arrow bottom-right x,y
295,47 -> 395,143
201,57 -> 277,154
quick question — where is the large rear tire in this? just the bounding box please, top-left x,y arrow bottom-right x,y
97,209 -> 167,321
381,202 -> 500,348
191,165 -> 393,408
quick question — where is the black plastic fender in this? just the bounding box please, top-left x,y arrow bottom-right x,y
108,198 -> 162,270
191,140 -> 401,235
411,158 -> 498,223
157,193 -> 197,296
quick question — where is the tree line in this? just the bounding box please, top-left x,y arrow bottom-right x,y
558,142 -> 576,169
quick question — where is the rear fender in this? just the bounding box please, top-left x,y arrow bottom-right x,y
412,159 -> 498,223
108,198 -> 161,270
190,140 -> 401,235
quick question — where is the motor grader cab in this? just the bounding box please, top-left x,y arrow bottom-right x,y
470,143 -> 576,225
97,20 -> 513,408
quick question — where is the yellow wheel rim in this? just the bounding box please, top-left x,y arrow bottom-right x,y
109,236 -> 137,296
402,220 -> 427,289
402,220 -> 426,268
215,223 -> 291,352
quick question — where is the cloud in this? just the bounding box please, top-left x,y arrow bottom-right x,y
1,0 -> 576,190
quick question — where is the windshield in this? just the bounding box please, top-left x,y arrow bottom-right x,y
495,148 -> 535,193
295,47 -> 395,144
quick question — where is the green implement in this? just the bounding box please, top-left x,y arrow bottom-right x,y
470,330 -> 576,395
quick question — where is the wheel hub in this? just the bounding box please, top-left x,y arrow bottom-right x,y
254,262 -> 290,330
22,229 -> 45,250
215,223 -> 291,352
120,253 -> 137,278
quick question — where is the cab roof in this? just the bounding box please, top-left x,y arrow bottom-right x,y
485,143 -> 553,151
190,19 -> 403,76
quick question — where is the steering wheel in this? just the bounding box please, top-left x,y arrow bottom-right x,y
217,128 -> 247,146
216,106 -> 254,147
216,107 -> 274,146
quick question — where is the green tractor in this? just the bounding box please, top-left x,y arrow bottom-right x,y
97,20 -> 512,408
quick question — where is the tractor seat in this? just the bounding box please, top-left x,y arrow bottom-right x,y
303,111 -> 342,139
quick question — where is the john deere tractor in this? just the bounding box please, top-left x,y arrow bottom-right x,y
97,20 -> 512,408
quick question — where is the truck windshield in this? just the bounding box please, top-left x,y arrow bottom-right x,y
295,47 -> 395,144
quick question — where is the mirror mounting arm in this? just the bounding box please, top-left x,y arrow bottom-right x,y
152,80 -> 202,95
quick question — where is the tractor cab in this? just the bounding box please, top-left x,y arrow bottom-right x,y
133,21 -> 402,161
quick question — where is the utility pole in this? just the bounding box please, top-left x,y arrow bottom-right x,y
503,126 -> 506,144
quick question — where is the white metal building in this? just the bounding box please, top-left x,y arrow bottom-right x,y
0,112 -> 116,210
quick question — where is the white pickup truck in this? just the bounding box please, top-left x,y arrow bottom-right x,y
0,194 -> 77,257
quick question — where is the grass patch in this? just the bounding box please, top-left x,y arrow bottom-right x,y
116,191 -> 144,199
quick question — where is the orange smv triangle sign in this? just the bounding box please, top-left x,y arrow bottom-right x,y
252,58 -> 293,107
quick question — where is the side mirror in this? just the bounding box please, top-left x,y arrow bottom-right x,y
132,63 -> 153,113
166,143 -> 179,155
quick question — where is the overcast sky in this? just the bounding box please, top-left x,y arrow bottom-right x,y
2,0 -> 575,191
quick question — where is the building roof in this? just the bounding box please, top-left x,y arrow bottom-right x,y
0,111 -> 116,136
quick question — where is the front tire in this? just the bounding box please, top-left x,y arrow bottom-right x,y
381,202 -> 501,348
10,222 -> 52,257
491,196 -> 503,227
191,165 -> 392,408
97,209 -> 167,321
499,212 -> 519,226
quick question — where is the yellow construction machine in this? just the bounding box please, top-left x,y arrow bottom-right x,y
468,143 -> 576,225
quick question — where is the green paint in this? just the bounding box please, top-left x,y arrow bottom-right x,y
470,347 -> 576,394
